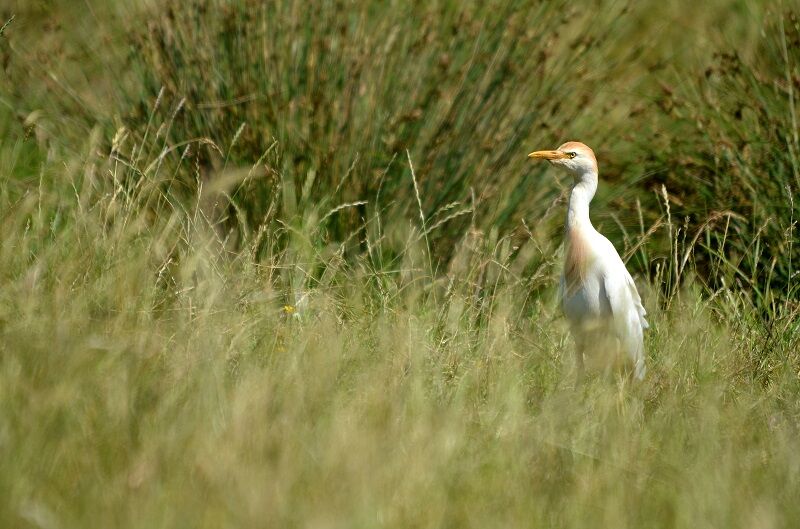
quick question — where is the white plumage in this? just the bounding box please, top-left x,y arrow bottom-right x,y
529,142 -> 648,380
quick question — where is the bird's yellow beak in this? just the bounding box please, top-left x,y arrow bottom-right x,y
528,150 -> 568,160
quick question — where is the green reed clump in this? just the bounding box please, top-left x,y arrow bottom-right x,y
633,9 -> 800,308
123,0 -> 648,261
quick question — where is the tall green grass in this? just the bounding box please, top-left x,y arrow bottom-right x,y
634,9 -> 800,308
1,1 -> 799,528
1,0 -> 782,279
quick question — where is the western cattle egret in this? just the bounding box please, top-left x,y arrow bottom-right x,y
529,142 -> 647,381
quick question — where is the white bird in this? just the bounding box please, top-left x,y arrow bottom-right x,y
528,141 -> 648,381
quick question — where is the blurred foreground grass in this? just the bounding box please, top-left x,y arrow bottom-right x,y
0,1 -> 799,527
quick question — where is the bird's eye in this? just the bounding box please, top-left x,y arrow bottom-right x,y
568,152 -> 577,159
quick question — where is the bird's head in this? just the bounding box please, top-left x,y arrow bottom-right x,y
528,141 -> 597,177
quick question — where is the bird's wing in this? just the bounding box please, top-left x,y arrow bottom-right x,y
597,238 -> 649,330
623,268 -> 649,329
600,248 -> 648,380
607,268 -> 649,329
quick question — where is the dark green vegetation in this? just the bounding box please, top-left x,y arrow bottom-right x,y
1,1 -> 798,528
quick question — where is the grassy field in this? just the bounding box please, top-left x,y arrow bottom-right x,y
1,1 -> 799,527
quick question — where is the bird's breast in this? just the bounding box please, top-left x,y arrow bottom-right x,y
560,230 -> 611,327
563,228 -> 595,296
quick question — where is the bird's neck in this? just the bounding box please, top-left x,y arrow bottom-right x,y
566,172 -> 598,232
